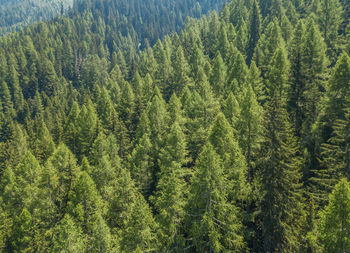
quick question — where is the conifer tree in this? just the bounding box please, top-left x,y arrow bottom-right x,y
167,93 -> 184,127
119,81 -> 136,132
253,19 -> 285,77
227,50 -> 249,91
316,178 -> 350,252
209,52 -> 227,97
11,208 -> 33,253
237,84 -> 264,181
247,61 -> 265,103
170,45 -> 191,96
301,18 -> 329,137
258,67 -> 303,251
288,20 -> 307,135
67,171 -> 111,252
187,143 -> 246,252
0,198 -> 11,252
0,81 -> 15,118
317,0 -> 343,61
321,53 -> 350,128
247,0 -> 262,65
314,107 -> 350,202
89,132 -> 120,200
208,113 -> 249,201
51,214 -> 87,253
76,101 -> 98,159
44,144 -> 79,214
30,118 -> 55,164
221,92 -> 240,127
63,101 -> 80,155
129,133 -> 154,196
151,121 -> 188,251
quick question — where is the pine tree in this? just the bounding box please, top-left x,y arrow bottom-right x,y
301,18 -> 329,138
235,18 -> 248,56
209,52 -> 227,97
317,0 -> 343,61
151,121 -> 188,251
258,91 -> 303,252
187,143 -> 246,252
227,50 -> 249,91
76,101 -> 98,159
288,20 -> 307,136
7,63 -> 24,119
89,132 -> 120,200
119,81 -> 136,132
67,171 -> 111,252
167,93 -> 184,127
316,178 -> 350,252
0,198 -> 11,252
221,92 -> 240,127
321,53 -> 350,129
0,81 -> 15,118
11,208 -> 33,252
63,101 -> 80,155
247,61 -> 265,103
315,107 -> 350,202
247,0 -> 262,65
208,113 -> 249,201
129,133 -> 154,196
237,84 -> 264,181
120,193 -> 158,252
51,214 -> 87,253
253,19 -> 285,78
44,144 -> 79,214
266,47 -> 290,98
170,45 -> 191,96
30,118 -> 55,164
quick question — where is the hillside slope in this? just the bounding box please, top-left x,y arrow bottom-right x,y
0,0 -> 350,252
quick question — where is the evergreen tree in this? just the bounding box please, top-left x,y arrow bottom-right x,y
76,101 -> 98,159
315,107 -> 350,202
253,19 -> 285,77
237,84 -> 264,181
44,144 -> 79,214
187,143 -> 246,252
316,178 -> 350,252
258,91 -> 303,252
151,121 -> 188,251
210,52 -> 227,97
51,214 -> 87,253
63,102 -> 80,155
170,45 -> 191,96
30,118 -> 55,164
67,171 -> 111,252
11,208 -> 33,253
247,0 -> 262,65
317,0 -> 343,61
208,113 -> 249,201
0,81 -> 15,118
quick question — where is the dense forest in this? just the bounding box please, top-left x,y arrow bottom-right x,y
0,0 -> 73,35
1,0 -> 350,252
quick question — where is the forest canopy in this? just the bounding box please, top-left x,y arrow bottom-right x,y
1,0 -> 350,252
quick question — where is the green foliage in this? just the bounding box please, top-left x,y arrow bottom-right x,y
316,179 -> 350,252
0,0 -> 349,251
187,143 -> 246,252
258,95 -> 304,252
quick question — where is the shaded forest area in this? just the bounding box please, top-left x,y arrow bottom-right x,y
0,0 -> 73,35
1,0 -> 350,252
